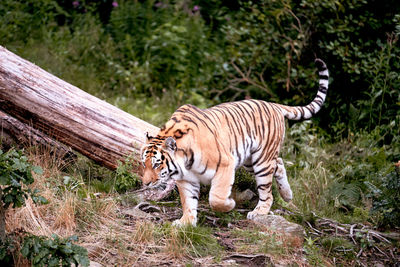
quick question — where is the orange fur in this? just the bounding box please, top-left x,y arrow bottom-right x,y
140,59 -> 329,226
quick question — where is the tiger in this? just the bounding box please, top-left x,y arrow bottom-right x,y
140,58 -> 329,226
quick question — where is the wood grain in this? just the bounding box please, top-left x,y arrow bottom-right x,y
0,46 -> 159,169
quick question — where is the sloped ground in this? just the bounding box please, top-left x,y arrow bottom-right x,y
4,150 -> 399,266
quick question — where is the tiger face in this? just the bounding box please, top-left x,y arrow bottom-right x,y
140,134 -> 178,197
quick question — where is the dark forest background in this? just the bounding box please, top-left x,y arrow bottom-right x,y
0,1 -> 399,265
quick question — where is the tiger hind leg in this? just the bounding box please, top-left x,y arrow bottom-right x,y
274,157 -> 292,202
247,160 -> 275,220
209,164 -> 236,212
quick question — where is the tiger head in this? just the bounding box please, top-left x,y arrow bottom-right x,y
140,133 -> 178,194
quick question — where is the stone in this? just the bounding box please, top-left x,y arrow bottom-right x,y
89,261 -> 103,267
236,189 -> 256,202
251,214 -> 305,239
120,207 -> 154,220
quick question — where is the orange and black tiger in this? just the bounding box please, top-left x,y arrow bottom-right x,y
140,59 -> 329,226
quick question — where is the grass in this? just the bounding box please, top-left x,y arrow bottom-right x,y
1,145 -> 318,266
3,118 -> 399,266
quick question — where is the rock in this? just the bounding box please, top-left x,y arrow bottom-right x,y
120,207 -> 154,220
251,215 -> 305,239
135,202 -> 162,213
236,189 -> 256,202
223,254 -> 273,266
89,261 -> 103,267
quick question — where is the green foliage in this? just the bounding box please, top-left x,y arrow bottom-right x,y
281,121 -> 398,225
367,166 -> 400,228
21,234 -> 90,267
114,155 -> 141,193
159,224 -> 223,257
2,0 -> 399,139
0,234 -> 17,265
303,237 -> 325,266
234,167 -> 256,191
107,0 -> 224,98
0,148 -> 47,209
320,236 -> 355,260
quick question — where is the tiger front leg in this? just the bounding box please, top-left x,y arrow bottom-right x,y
208,165 -> 236,212
173,180 -> 200,227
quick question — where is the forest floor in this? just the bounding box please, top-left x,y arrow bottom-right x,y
5,151 -> 400,267
83,194 -> 400,267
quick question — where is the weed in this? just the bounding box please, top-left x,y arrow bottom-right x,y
21,234 -> 89,267
303,237 -> 326,266
114,154 -> 141,193
320,237 -> 355,260
158,224 -> 223,258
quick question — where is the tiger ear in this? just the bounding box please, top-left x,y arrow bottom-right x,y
146,132 -> 154,142
164,137 -> 177,152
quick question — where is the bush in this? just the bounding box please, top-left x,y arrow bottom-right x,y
0,148 -> 89,266
21,234 -> 90,267
367,164 -> 400,228
0,148 -> 47,210
114,155 -> 141,193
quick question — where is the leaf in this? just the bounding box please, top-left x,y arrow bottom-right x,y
20,243 -> 30,257
0,175 -> 9,185
32,166 -> 43,175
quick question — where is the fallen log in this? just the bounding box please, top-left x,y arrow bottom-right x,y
0,110 -> 75,159
0,45 -> 159,169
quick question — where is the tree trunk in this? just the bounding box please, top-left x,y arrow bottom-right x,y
0,110 -> 76,160
0,46 -> 159,170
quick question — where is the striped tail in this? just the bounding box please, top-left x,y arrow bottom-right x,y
280,58 -> 329,120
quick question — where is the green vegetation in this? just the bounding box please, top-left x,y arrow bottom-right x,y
1,0 -> 399,265
0,148 -> 89,266
21,234 -> 89,267
114,154 -> 141,193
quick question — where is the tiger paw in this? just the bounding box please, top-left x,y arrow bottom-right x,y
172,217 -> 197,227
247,208 -> 273,220
247,210 -> 261,220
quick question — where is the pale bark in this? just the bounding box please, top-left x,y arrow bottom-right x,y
0,46 -> 159,169
0,110 -> 76,159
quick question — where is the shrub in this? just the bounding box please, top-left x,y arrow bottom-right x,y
0,148 -> 47,210
0,148 -> 89,266
114,154 -> 141,193
21,234 -> 90,267
367,163 -> 400,228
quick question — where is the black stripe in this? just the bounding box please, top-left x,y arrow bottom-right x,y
185,148 -> 194,170
254,167 -> 271,176
249,100 -> 266,136
259,197 -> 270,202
304,106 -> 315,115
199,161 -> 208,175
255,168 -> 274,178
164,123 -> 176,134
171,117 -> 181,123
257,182 -> 272,190
241,101 -> 257,138
319,86 -> 328,93
181,115 -> 199,128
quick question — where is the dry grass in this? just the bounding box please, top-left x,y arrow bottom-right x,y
4,148 -> 203,266
4,147 -> 318,266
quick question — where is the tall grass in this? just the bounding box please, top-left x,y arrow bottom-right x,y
280,120 -> 398,225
